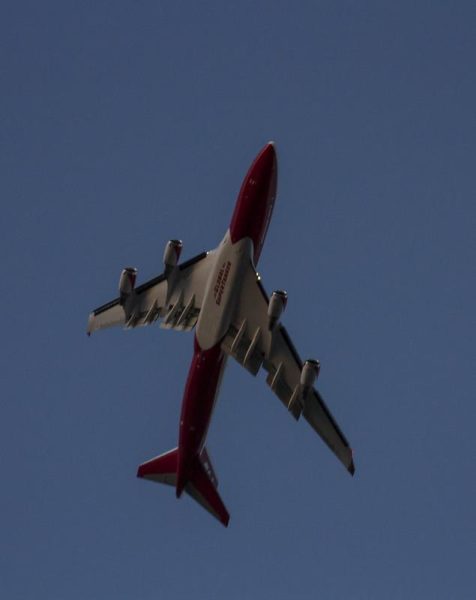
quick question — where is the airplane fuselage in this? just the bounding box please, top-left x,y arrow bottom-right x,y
176,143 -> 277,497
90,140 -> 354,526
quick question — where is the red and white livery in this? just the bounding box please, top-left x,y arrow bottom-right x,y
87,143 -> 355,527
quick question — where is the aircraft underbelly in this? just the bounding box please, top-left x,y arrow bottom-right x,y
196,231 -> 253,350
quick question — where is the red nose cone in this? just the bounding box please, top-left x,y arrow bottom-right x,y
244,142 -> 277,193
259,141 -> 277,165
229,142 -> 278,264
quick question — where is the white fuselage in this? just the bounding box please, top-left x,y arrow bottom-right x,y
195,230 -> 253,350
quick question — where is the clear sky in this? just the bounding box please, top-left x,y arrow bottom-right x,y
2,1 -> 475,598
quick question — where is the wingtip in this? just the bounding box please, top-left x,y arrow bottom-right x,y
348,460 -> 355,476
87,313 -> 95,336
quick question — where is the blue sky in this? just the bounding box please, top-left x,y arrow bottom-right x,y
2,2 -> 475,598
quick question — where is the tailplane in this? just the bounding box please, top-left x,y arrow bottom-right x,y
137,447 -> 178,486
185,449 -> 230,527
137,447 -> 230,527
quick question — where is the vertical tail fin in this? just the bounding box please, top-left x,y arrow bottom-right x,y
137,447 -> 230,527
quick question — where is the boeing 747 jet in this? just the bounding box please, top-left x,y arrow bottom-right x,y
87,143 -> 355,526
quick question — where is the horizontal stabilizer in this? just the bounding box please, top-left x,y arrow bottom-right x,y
137,448 -> 178,487
186,452 -> 230,527
137,447 -> 229,527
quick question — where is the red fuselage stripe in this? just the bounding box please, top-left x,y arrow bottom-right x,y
177,337 -> 225,495
177,143 -> 277,495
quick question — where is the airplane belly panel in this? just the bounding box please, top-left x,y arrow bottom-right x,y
196,231 -> 253,350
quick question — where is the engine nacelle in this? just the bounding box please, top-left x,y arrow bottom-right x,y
288,359 -> 320,414
267,290 -> 287,330
163,239 -> 183,275
119,267 -> 137,303
300,359 -> 320,390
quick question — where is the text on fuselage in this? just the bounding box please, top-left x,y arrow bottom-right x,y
214,261 -> 231,305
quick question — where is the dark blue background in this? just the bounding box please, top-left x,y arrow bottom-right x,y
2,2 -> 475,598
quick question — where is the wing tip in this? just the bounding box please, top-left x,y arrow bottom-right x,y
347,451 -> 355,476
87,313 -> 95,336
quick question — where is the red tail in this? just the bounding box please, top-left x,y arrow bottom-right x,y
137,447 -> 229,527
185,451 -> 230,527
137,447 -> 178,486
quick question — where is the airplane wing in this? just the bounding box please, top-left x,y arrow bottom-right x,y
221,261 -> 355,475
87,251 -> 215,335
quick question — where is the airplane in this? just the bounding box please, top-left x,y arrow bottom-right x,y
87,142 -> 355,527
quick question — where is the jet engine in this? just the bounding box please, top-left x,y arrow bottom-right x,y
267,290 -> 287,330
300,359 -> 320,390
163,239 -> 183,275
288,359 -> 321,414
119,267 -> 137,303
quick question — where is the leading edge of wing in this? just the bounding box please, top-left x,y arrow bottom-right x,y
134,251 -> 209,296
91,296 -> 121,317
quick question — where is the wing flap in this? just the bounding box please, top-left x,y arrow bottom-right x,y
222,321 -> 264,376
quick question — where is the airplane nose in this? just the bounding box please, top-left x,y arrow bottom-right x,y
264,140 -> 277,161
254,141 -> 277,174
229,141 -> 278,261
